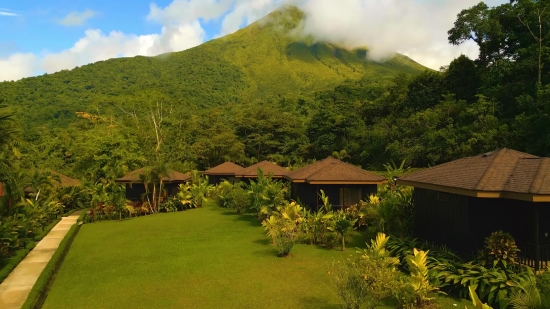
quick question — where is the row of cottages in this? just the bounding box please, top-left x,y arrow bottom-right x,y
203,160 -> 290,185
203,157 -> 387,210
114,167 -> 191,201
397,148 -> 550,270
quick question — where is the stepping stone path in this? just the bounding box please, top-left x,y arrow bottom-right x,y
0,211 -> 81,309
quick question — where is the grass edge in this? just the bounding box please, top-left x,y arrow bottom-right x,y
20,210 -> 87,309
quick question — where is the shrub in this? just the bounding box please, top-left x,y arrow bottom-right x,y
227,184 -> 250,214
433,260 -> 525,309
329,233 -> 401,309
480,231 -> 519,270
328,258 -> 372,309
261,201 -> 303,257
214,180 -> 234,208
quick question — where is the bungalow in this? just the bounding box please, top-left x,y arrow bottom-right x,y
115,168 -> 191,201
24,171 -> 81,196
235,160 -> 289,184
397,148 -> 550,270
203,162 -> 244,185
285,157 -> 387,211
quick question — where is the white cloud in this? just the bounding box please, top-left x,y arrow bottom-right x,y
219,0 -> 287,35
0,0 -> 510,82
0,8 -> 19,16
57,9 -> 97,26
41,24 -> 205,74
147,0 -> 234,25
0,53 -> 38,82
295,0 -> 508,69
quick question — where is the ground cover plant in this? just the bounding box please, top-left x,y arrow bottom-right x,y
41,201 -> 470,309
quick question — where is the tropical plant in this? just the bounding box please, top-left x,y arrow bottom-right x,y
328,258 -> 372,309
178,171 -> 213,208
328,212 -> 357,251
480,230 -> 520,270
261,201 -> 303,256
466,286 -> 494,309
406,248 -> 439,306
508,267 -> 548,309
213,180 -> 234,208
329,233 -> 401,309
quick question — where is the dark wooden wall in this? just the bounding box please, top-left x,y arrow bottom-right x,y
125,183 -> 181,201
413,188 -> 470,254
413,188 -> 547,256
208,175 -> 239,185
539,203 -> 550,246
292,183 -> 377,211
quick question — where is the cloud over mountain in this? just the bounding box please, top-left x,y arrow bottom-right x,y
0,0 -> 506,82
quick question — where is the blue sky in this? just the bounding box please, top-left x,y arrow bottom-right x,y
0,0 -> 508,82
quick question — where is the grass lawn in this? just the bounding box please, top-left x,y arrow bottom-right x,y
42,202 -> 470,309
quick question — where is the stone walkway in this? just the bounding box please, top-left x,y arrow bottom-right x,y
0,211 -> 81,309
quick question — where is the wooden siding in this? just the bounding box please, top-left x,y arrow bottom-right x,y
125,183 -> 180,201
208,175 -> 239,186
292,183 -> 377,211
468,197 -> 535,251
540,203 -> 550,246
414,188 -> 549,259
413,188 -> 470,254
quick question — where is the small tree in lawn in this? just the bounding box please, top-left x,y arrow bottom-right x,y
329,212 -> 357,251
262,201 -> 303,257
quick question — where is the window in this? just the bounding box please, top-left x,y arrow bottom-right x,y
339,187 -> 363,209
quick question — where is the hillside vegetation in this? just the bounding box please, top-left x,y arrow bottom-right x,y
0,6 -> 424,129
1,1 -> 549,181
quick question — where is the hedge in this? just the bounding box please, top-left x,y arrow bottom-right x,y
0,208 -> 85,284
0,216 -> 63,284
20,210 -> 86,309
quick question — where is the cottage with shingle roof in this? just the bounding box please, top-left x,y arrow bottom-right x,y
23,171 -> 81,197
235,160 -> 289,184
397,148 -> 550,270
115,167 -> 191,201
203,162 -> 244,185
285,157 -> 386,211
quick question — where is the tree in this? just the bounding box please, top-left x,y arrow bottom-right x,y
0,101 -> 17,150
404,70 -> 446,112
445,55 -> 481,103
448,2 -> 504,66
514,0 -> 550,85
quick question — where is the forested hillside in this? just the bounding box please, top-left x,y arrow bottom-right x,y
1,1 -> 550,182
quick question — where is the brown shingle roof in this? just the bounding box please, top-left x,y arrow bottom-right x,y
116,167 -> 191,183
50,171 -> 81,187
235,160 -> 289,178
285,157 -> 386,184
24,171 -> 81,193
203,162 -> 243,175
397,148 -> 550,197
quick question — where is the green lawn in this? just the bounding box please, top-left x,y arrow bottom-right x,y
42,202 -> 470,309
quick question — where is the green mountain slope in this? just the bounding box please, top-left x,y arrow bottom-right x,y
0,6 -> 426,127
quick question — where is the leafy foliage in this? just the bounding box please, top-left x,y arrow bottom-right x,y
480,230 -> 520,270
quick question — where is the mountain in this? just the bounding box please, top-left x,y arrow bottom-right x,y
0,6 -> 427,128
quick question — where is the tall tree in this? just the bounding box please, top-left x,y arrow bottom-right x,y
0,100 -> 17,149
444,55 -> 481,103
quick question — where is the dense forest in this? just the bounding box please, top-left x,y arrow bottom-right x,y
1,0 -> 550,183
